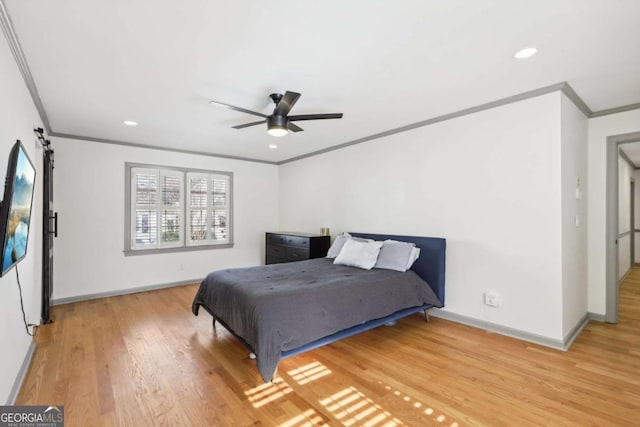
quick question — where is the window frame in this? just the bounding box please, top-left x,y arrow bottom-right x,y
124,162 -> 233,256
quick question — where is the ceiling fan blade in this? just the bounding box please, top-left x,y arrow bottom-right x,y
287,122 -> 304,132
232,120 -> 266,129
209,100 -> 268,118
274,91 -> 301,116
288,113 -> 343,121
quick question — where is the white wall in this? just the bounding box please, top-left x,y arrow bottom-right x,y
51,138 -> 278,300
280,92 -> 566,340
587,109 -> 640,315
617,155 -> 634,279
560,94 -> 588,337
0,37 -> 44,402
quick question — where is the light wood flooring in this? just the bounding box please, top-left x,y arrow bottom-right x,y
17,271 -> 640,426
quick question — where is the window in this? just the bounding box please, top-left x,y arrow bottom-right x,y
186,172 -> 230,246
126,164 -> 232,254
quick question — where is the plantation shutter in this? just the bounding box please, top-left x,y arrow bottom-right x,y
159,170 -> 184,248
187,172 -> 230,246
187,173 -> 208,246
131,168 -> 159,250
211,175 -> 229,242
131,168 -> 184,249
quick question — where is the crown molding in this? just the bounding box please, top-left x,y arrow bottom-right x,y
0,0 -> 51,133
279,82 -> 571,164
591,102 -> 640,118
50,132 -> 278,165
559,82 -> 593,117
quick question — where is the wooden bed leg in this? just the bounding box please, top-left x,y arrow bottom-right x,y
423,310 -> 430,323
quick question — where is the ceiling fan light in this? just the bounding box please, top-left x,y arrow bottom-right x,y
267,127 -> 288,137
514,47 -> 537,59
267,115 -> 289,137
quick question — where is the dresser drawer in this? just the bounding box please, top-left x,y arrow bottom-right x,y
265,232 -> 330,265
286,246 -> 309,261
282,235 -> 309,248
266,233 -> 287,244
266,243 -> 285,258
266,254 -> 287,264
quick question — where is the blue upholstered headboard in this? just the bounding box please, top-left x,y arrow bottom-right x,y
350,232 -> 446,307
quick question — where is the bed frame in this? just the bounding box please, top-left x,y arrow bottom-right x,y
278,232 -> 446,360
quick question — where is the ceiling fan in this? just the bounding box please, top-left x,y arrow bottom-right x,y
209,91 -> 343,137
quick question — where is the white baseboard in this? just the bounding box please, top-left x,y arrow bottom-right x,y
6,341 -> 35,405
428,309 -> 591,351
563,313 -> 590,349
588,312 -> 607,322
52,279 -> 200,306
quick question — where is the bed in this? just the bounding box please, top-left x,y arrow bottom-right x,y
191,232 -> 446,382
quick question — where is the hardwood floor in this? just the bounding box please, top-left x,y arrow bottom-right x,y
18,272 -> 640,426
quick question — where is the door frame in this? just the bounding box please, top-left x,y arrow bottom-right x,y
606,131 -> 640,323
631,178 -> 635,268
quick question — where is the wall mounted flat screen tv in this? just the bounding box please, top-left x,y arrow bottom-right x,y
0,140 -> 36,277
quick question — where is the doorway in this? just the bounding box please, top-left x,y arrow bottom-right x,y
606,132 -> 640,323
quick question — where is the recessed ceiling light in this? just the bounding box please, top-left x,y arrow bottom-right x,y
268,144 -> 278,149
514,47 -> 537,59
123,120 -> 138,126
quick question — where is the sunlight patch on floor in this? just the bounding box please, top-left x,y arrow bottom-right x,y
245,379 -> 293,408
279,408 -> 326,427
382,382 -> 459,426
287,361 -> 332,385
319,386 -> 404,426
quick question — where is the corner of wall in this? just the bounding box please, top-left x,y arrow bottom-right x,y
559,93 -> 589,337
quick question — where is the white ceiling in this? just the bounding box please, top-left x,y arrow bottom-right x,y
5,0 -> 640,163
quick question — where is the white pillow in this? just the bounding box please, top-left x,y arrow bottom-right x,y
374,240 -> 416,272
326,232 -> 351,258
326,233 -> 373,258
333,239 -> 383,270
405,247 -> 420,270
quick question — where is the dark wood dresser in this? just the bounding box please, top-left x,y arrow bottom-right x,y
265,232 -> 331,265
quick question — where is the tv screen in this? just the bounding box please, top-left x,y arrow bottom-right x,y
0,141 -> 36,277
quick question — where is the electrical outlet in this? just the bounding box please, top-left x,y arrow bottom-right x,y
484,292 -> 499,307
